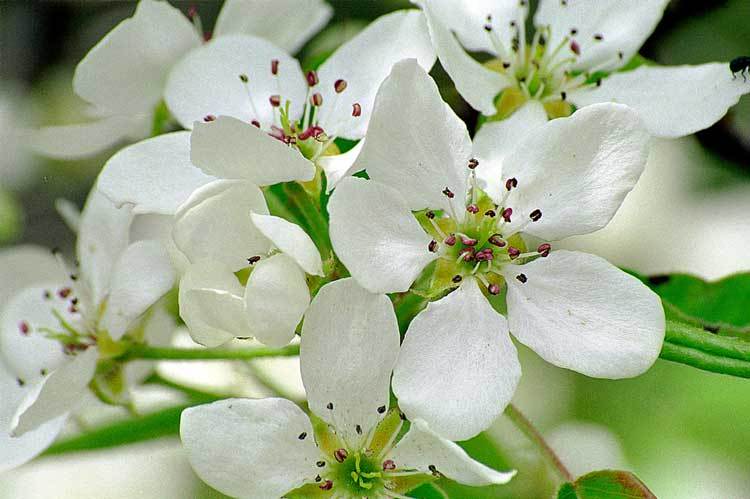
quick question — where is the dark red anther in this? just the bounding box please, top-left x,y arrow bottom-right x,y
452,275 -> 462,283
460,236 -> 477,246
298,125 -> 325,140
203,114 -> 216,122
334,448 -> 348,463
58,287 -> 72,298
239,73 -> 249,83
269,95 -> 281,107
68,305 -> 78,314
485,209 -> 496,218
319,480 -> 333,491
18,321 -> 29,335
271,59 -> 279,75
187,5 -> 198,18
529,209 -> 542,222
516,273 -> 528,283
475,248 -> 494,261
425,211 -> 435,219
352,103 -> 362,117
247,256 -> 261,265
251,120 -> 261,128
310,93 -> 323,106
459,247 -> 475,262
383,459 -> 396,471
488,283 -> 501,295
570,40 -> 581,55
466,204 -> 479,214
306,70 -> 319,87
505,177 -> 518,191
442,187 -> 455,199
537,243 -> 551,257
484,23 -> 493,31
501,207 -> 513,223
593,33 -> 604,41
428,240 -> 438,253
444,234 -> 456,246
334,79 -> 347,93
468,158 -> 479,169
507,246 -> 520,259
488,234 -> 506,247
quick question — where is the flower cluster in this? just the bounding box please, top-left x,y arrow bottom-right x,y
2,0 -> 748,497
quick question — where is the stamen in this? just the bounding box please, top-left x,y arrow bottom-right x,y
334,79 -> 347,93
488,234 -> 506,247
593,33 -> 604,41
383,459 -> 396,471
271,59 -> 279,75
458,247 -> 475,262
247,256 -> 261,265
377,405 -> 387,414
452,275 -> 462,283
537,243 -> 551,257
501,208 -> 513,223
317,460 -> 326,467
459,235 -> 477,246
507,246 -> 521,259
428,240 -> 438,253
239,73 -> 249,83
485,209 -> 496,218
475,248 -> 494,261
570,39 -> 581,56
505,177 -> 518,191
319,480 -> 333,491
466,204 -> 479,214
58,287 -> 72,298
488,283 -> 501,295
334,448 -> 348,463
352,103 -> 362,117
516,273 -> 528,283
203,114 -> 216,122
18,321 -> 30,335
298,432 -> 307,440
444,234 -> 456,246
529,209 -> 542,222
442,187 -> 455,199
251,120 -> 260,127
269,95 -> 281,107
310,93 -> 323,107
306,70 -> 319,87
468,158 -> 479,169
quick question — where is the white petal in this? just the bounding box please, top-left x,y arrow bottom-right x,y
0,245 -> 60,305
55,199 -> 81,234
243,254 -> 310,348
355,59 -> 472,218
418,1 -> 510,115
472,101 -> 548,203
14,347 -> 98,436
98,132 -> 214,216
501,103 -> 649,240
31,115 -> 147,160
0,359 -> 66,473
571,63 -> 750,138
393,279 -> 520,441
317,139 -> 364,192
300,278 -> 400,444
389,419 -> 516,486
534,0 -> 669,72
165,35 -> 307,130
328,177 -> 436,294
503,250 -> 665,378
73,0 -> 200,115
250,213 -> 322,276
179,261 -> 247,347
424,0 -> 525,55
214,0 -> 332,54
172,180 -> 271,272
77,189 -> 134,306
0,285 -> 71,383
101,240 -> 176,340
180,398 -> 320,499
315,10 -> 436,139
190,116 -> 314,184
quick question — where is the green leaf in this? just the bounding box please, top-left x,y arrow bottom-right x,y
646,273 -> 750,330
557,470 -> 656,499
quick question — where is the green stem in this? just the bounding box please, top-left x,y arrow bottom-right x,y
664,319 -> 750,362
660,341 -> 750,378
121,344 -> 300,361
504,403 -> 574,482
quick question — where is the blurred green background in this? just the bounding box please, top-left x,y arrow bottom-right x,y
1,1 -> 749,497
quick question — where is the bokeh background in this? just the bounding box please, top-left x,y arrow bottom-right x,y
1,0 -> 749,497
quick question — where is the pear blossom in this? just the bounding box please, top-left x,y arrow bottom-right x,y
328,60 -> 665,439
416,0 -> 750,137
32,0 -> 333,160
96,9 -> 436,213
0,188 -> 175,438
181,278 -> 515,499
173,179 -> 324,348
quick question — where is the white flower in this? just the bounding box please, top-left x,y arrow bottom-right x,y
96,8 -> 436,214
0,188 -> 175,438
173,180 -> 324,348
416,0 -> 750,137
328,60 -> 665,439
181,278 -> 515,499
32,0 -> 333,160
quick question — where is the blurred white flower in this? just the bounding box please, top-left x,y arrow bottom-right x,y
0,82 -> 40,190
416,0 -> 750,137
181,278 -> 514,499
31,0 -> 334,160
329,60 -> 664,440
0,189 -> 175,441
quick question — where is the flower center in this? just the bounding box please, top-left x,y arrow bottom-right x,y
481,5 -> 625,118
417,160 -> 551,297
